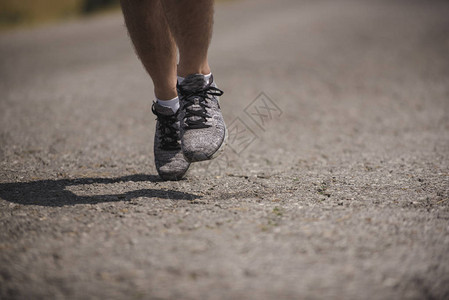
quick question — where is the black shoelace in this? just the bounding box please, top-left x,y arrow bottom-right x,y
178,81 -> 224,129
151,105 -> 180,150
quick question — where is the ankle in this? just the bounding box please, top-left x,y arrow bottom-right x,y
177,63 -> 211,78
154,86 -> 177,101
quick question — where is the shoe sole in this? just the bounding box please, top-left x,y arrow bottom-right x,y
157,166 -> 190,181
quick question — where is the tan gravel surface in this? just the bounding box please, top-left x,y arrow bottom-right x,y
1,0 -> 449,299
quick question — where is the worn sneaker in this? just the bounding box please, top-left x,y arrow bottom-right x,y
151,102 -> 190,180
177,74 -> 227,162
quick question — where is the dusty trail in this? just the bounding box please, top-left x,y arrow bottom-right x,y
1,0 -> 448,299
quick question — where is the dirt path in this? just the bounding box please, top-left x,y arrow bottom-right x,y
1,0 -> 448,299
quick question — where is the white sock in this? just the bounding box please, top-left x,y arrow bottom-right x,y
156,96 -> 179,113
177,72 -> 212,85
204,72 -> 212,83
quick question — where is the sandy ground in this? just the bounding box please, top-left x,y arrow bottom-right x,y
1,0 -> 449,299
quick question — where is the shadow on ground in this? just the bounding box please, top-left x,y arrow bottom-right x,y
0,174 -> 201,207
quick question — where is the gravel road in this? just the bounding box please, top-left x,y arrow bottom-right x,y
1,0 -> 449,299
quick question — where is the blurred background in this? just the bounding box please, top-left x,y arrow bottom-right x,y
0,0 -> 448,298
0,0 -> 119,30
